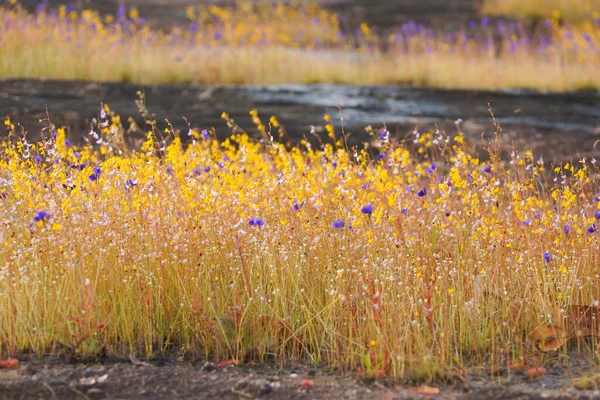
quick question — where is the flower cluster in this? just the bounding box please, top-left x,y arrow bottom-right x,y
1,105 -> 599,376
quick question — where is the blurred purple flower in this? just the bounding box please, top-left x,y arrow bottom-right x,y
543,251 -> 551,263
332,219 -> 344,229
379,129 -> 389,142
33,210 -> 51,223
361,204 -> 374,215
249,217 -> 264,227
124,179 -> 138,190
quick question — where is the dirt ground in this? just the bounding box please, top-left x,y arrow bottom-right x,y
2,354 -> 600,400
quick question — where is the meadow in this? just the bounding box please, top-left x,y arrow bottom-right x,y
0,1 -> 599,91
0,105 -> 600,379
2,0 -> 600,389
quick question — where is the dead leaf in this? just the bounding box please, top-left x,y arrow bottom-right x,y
217,360 -> 236,368
533,323 -> 569,341
0,359 -> 18,369
541,337 -> 570,352
410,385 -> 440,395
527,367 -> 546,379
533,323 -> 570,352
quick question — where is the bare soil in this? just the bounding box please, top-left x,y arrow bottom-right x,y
2,354 -> 600,400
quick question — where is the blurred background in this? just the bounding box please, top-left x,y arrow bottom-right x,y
1,0 -> 599,162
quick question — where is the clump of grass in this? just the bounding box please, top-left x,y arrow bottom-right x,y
0,104 -> 599,377
482,0 -> 600,25
1,1 -> 600,91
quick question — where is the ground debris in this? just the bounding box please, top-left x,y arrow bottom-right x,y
234,376 -> 279,397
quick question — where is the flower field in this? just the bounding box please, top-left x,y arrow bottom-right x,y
1,106 -> 599,377
1,1 -> 600,90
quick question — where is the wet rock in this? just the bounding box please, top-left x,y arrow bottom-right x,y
1,79 -> 598,164
234,378 -> 277,396
199,362 -> 216,372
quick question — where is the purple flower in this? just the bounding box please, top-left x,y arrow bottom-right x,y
204,166 -> 211,173
34,156 -> 41,164
426,162 -> 437,174
292,199 -> 302,211
564,225 -> 570,235
33,210 -> 51,223
361,204 -> 374,215
332,219 -> 344,229
93,165 -> 101,175
595,210 -> 600,220
376,153 -> 385,161
201,129 -> 210,140
417,188 -> 427,197
65,139 -> 71,148
167,166 -> 174,174
589,224 -> 597,234
484,165 -> 492,173
378,129 -> 389,142
117,4 -> 126,20
401,208 -> 408,215
124,179 -> 138,190
594,194 -> 600,203
249,217 -> 265,227
445,211 -> 451,217
543,251 -> 551,263
88,173 -> 99,181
